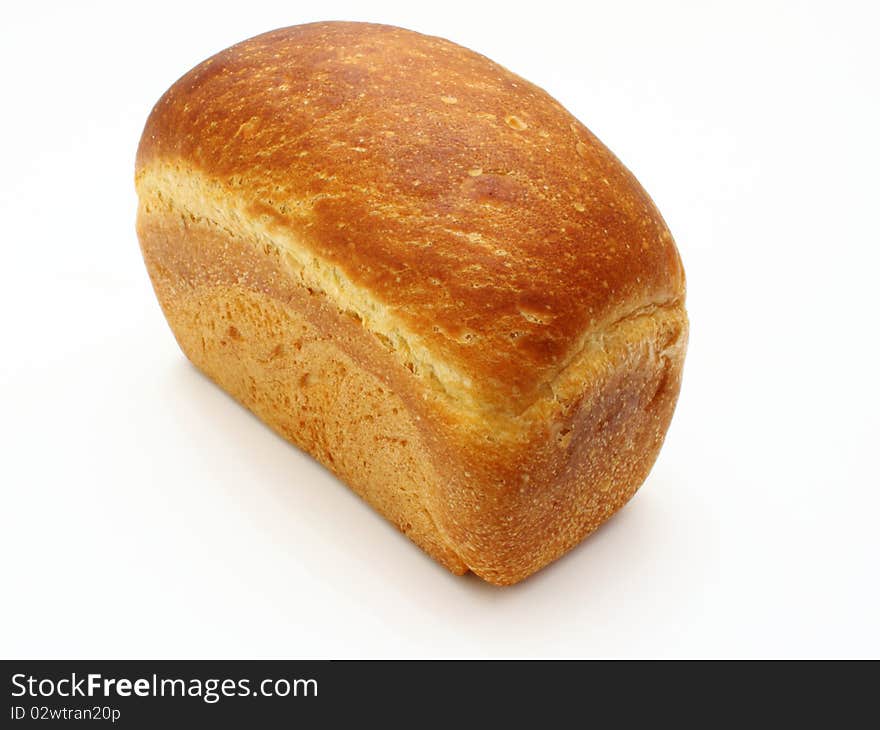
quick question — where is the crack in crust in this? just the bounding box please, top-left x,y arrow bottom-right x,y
137,161 -> 683,431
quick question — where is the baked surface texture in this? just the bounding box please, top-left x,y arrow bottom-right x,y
136,21 -> 688,585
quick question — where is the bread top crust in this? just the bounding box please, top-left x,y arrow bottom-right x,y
137,21 -> 685,417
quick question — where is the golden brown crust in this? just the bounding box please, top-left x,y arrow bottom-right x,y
135,21 -> 688,584
136,21 -> 685,415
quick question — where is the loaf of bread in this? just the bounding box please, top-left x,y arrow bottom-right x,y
135,21 -> 687,585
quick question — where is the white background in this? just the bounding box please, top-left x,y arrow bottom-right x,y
2,0 -> 878,659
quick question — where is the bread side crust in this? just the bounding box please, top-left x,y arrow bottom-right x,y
138,195 -> 468,574
137,176 -> 687,584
